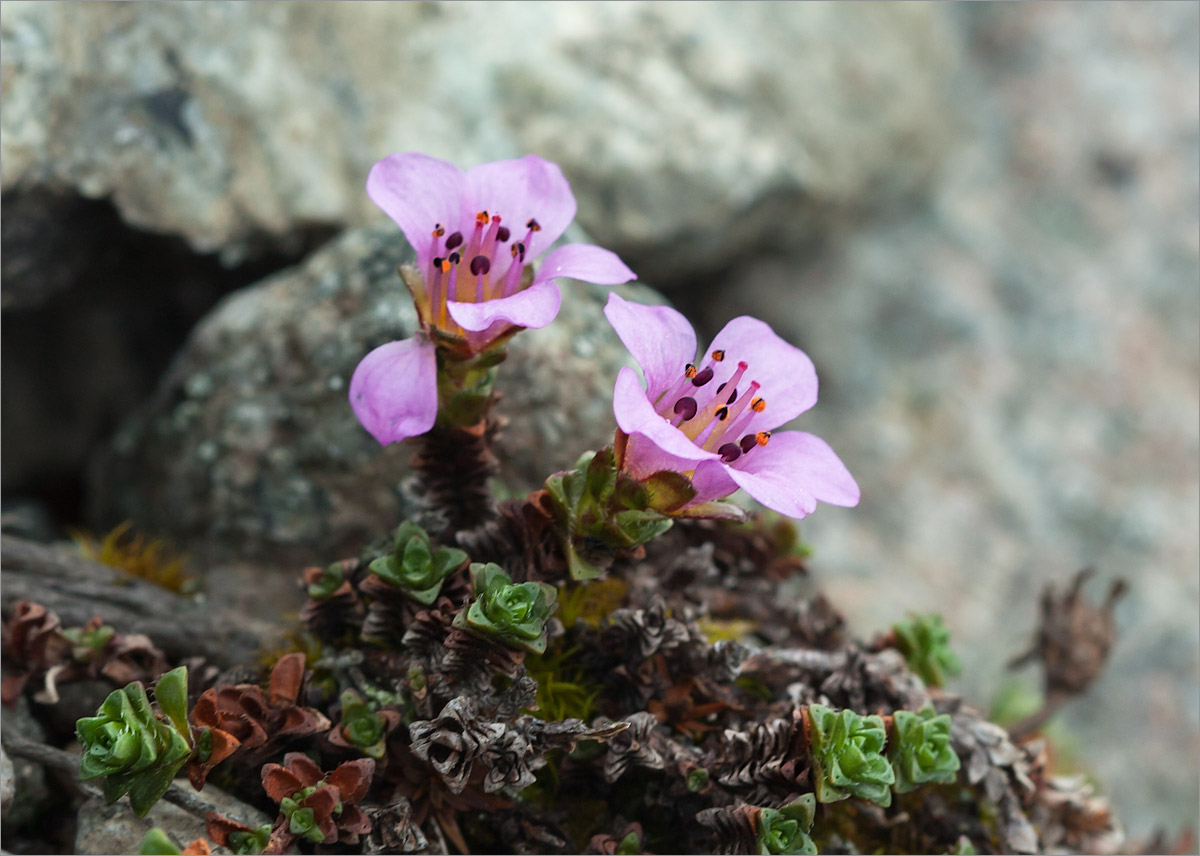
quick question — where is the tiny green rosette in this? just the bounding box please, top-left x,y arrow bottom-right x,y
369,520 -> 468,604
756,794 -> 818,855
339,689 -> 387,760
806,703 -> 895,807
454,562 -> 557,654
76,666 -> 193,817
893,613 -> 962,688
889,706 -> 960,793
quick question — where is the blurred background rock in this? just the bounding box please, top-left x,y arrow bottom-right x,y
2,0 -> 1195,838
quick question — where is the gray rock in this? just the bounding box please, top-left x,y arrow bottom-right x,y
0,748 -> 14,819
74,781 -> 269,855
88,223 -> 658,578
0,1 -> 959,283
0,698 -> 48,835
694,2 -> 1198,837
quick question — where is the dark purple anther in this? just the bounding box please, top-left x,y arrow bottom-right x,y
718,443 -> 742,462
691,367 -> 714,387
673,397 -> 698,420
470,255 -> 491,276
726,388 -> 738,404
515,241 -> 526,260
445,231 -> 463,250
496,226 -> 511,242
739,434 -> 758,454
448,251 -> 461,264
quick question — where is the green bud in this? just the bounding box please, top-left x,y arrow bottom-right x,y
686,767 -> 710,793
756,795 -> 817,855
76,667 -> 193,817
307,563 -> 345,600
455,563 -> 557,654
889,706 -> 960,793
226,824 -> 273,855
369,521 -> 467,604
807,703 -> 895,806
339,689 -> 387,759
893,613 -> 962,688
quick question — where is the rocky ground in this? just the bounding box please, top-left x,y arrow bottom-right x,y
2,0 -> 1196,842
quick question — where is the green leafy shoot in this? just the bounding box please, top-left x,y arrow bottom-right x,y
892,613 -> 962,688
368,520 -> 467,604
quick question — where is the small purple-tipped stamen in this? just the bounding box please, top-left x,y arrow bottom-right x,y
673,397 -> 698,421
726,388 -> 738,404
718,442 -> 742,463
470,255 -> 491,276
739,434 -> 758,454
496,225 -> 511,243
692,367 -> 714,387
445,231 -> 463,250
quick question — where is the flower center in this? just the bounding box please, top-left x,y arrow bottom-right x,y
423,212 -> 542,330
654,350 -> 770,463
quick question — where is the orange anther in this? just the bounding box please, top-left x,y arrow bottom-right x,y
439,258 -> 452,273
685,363 -> 698,379
476,210 -> 490,225
432,224 -> 445,237
751,398 -> 766,413
711,350 -> 725,362
755,431 -> 771,446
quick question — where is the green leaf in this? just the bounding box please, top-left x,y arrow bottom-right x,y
893,614 -> 961,688
153,667 -> 191,746
138,828 -> 182,855
807,704 -> 895,806
392,520 -> 427,549
757,794 -> 818,855
564,542 -> 604,582
227,825 -> 273,855
641,470 -> 696,513
431,546 -> 468,579
368,555 -> 402,587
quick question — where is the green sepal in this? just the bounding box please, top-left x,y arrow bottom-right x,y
612,509 -> 673,545
670,500 -> 749,522
138,828 -> 182,855
807,703 -> 895,806
757,794 -> 817,855
889,706 -> 960,793
641,470 -> 697,513
585,447 -> 618,503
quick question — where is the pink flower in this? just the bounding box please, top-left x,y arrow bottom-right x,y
604,293 -> 859,520
350,153 -> 636,445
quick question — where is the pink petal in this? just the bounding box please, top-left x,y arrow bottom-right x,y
532,244 -> 636,288
689,459 -> 740,504
348,336 -> 438,446
447,279 -> 561,332
613,367 -> 719,469
604,292 -> 698,398
367,153 -> 470,270
465,155 -> 576,257
707,317 -> 818,432
724,430 -> 859,519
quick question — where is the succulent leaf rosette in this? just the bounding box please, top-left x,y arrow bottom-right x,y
368,520 -> 467,604
893,613 -> 962,688
350,153 -> 636,443
889,706 -> 961,793
756,794 -> 818,855
76,666 -> 193,817
806,703 -> 895,807
604,293 -> 859,521
453,563 -> 557,654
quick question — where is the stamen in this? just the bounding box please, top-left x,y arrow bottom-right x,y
445,231 -> 464,250
496,225 -> 511,243
714,406 -> 729,421
476,210 -> 491,225
470,255 -> 490,276
672,397 -> 698,421
702,378 -> 760,450
692,367 -> 714,387
718,443 -> 742,463
751,397 -> 766,413
685,364 -> 697,379
501,242 -> 527,297
526,218 -> 541,231
726,388 -> 738,405
445,253 -> 460,304
756,431 -> 771,446
711,350 -> 725,362
432,224 -> 445,237
739,434 -> 758,455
